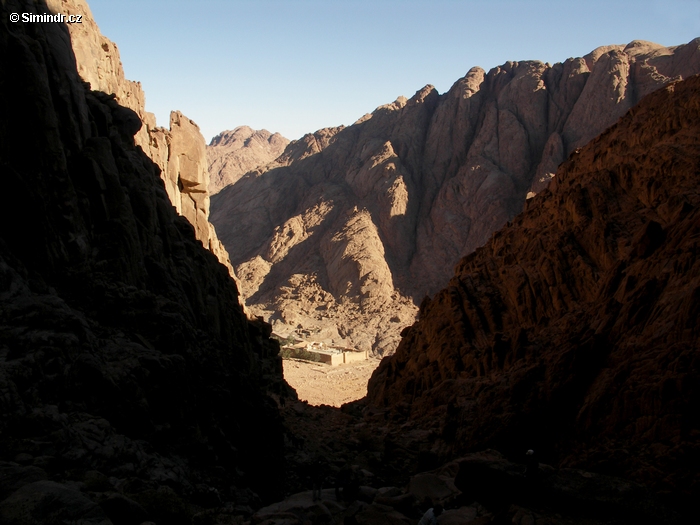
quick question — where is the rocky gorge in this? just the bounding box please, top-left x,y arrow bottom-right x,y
1,0 -> 699,523
1,0 -> 293,522
209,37 -> 700,355
49,0 -> 235,277
367,71 -> 700,508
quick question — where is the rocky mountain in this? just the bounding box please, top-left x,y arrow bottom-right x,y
208,127 -> 289,194
0,0 -> 292,522
366,73 -> 700,500
210,38 -> 700,355
46,0 -> 234,277
3,0 -> 699,521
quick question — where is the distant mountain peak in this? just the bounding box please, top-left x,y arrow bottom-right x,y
207,127 -> 289,193
210,38 -> 700,357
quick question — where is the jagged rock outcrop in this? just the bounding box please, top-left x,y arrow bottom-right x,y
366,74 -> 700,500
0,1 -> 291,521
208,126 -> 289,194
47,0 -> 234,276
44,0 -> 153,149
210,39 -> 700,355
156,111 -> 235,273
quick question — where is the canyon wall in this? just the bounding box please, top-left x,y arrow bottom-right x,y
367,74 -> 700,497
208,126 -> 289,194
0,1 -> 290,521
46,0 -> 234,276
210,38 -> 700,355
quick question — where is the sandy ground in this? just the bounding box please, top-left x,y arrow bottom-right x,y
282,357 -> 381,407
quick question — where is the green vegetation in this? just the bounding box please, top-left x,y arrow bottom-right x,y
271,333 -> 297,347
271,333 -> 323,362
278,347 -> 322,362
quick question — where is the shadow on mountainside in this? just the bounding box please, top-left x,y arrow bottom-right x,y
365,73 -> 700,519
210,101 -> 432,304
1,2 -> 295,522
2,1 -> 699,524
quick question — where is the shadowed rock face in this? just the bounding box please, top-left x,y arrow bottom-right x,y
0,0 -> 290,519
45,0 -> 235,278
208,127 -> 289,194
210,38 -> 700,355
367,74 -> 700,497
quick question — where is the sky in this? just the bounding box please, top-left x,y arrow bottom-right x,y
86,0 -> 700,143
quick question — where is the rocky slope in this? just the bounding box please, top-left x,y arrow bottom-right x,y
366,73 -> 700,501
47,0 -> 235,276
0,1 -> 292,522
208,126 -> 289,194
211,38 -> 700,356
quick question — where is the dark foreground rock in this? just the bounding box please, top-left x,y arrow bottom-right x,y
245,449 -> 676,525
3,0 -> 699,522
0,0 -> 293,519
367,73 -> 700,508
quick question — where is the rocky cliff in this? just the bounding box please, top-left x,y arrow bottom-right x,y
367,74 -> 700,499
210,39 -> 700,355
208,127 -> 289,194
46,0 -> 234,276
0,1 -> 290,522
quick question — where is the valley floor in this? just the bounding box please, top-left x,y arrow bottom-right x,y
282,357 -> 381,407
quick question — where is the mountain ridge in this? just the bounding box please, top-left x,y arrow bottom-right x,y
2,0 -> 699,520
210,38 -> 700,355
207,126 -> 289,194
365,72 -> 700,496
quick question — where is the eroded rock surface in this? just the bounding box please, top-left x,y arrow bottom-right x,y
47,0 -> 234,276
367,74 -> 700,500
208,126 -> 289,194
1,0 -> 291,520
211,39 -> 700,355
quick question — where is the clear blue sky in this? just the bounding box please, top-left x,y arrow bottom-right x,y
87,0 -> 699,143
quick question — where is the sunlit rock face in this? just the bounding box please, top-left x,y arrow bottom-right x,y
210,38 -> 700,355
46,0 -> 236,278
0,1 -> 291,520
367,74 -> 700,498
208,126 -> 289,194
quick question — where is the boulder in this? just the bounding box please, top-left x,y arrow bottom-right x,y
0,481 -> 111,525
0,463 -> 48,501
407,472 -> 461,507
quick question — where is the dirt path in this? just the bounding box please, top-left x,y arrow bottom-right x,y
282,357 -> 381,407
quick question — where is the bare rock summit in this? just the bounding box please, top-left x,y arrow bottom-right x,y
210,38 -> 700,355
208,126 -> 289,194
